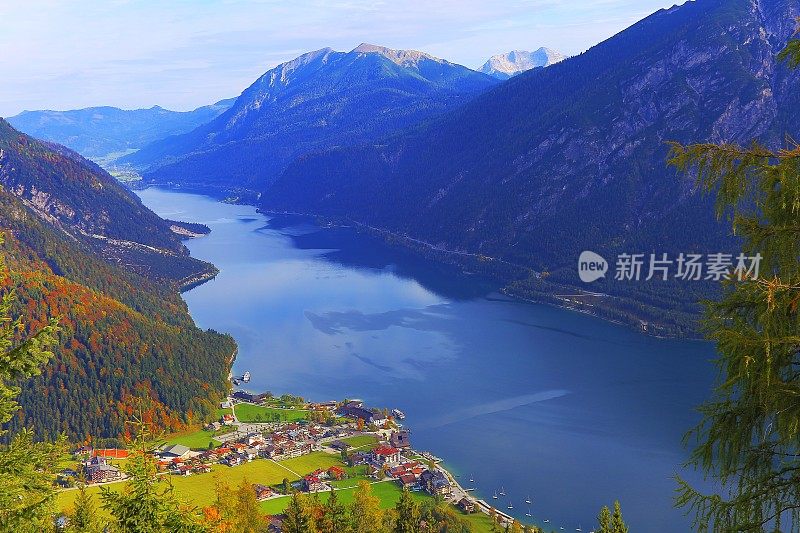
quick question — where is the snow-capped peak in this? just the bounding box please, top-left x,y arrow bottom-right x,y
479,47 -> 566,79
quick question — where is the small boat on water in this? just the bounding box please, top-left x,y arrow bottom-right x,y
544,519 -> 550,523
469,475 -> 474,483
499,486 -> 506,496
507,502 -> 514,510
525,495 -> 532,504
391,408 -> 406,420
241,371 -> 251,383
525,508 -> 532,517
493,491 -> 498,500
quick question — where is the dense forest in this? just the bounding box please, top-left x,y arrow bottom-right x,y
0,121 -> 236,442
0,185 -> 235,441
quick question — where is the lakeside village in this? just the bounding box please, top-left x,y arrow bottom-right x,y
59,390 -> 527,531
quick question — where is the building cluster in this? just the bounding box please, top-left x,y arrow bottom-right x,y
82,455 -> 123,483
342,431 -> 453,499
60,400 -> 456,508
155,421 -> 329,474
300,466 -> 347,493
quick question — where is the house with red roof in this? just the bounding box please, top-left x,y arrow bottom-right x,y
327,466 -> 346,480
254,484 -> 275,501
302,474 -> 326,493
370,445 -> 401,466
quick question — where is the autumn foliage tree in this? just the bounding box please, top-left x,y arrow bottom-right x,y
0,232 -> 61,532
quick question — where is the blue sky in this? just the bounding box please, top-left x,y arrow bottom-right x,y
0,0 -> 686,116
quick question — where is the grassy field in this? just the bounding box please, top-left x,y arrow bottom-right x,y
339,434 -> 379,449
258,480 -> 430,514
464,511 -> 502,532
55,449 -> 497,532
278,451 -> 341,475
163,429 -> 222,450
234,403 -> 308,423
56,452 -> 338,515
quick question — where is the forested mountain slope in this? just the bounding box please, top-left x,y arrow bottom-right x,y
122,45 -> 498,198
0,124 -> 235,441
0,119 -> 215,285
7,99 -> 234,159
262,0 -> 800,334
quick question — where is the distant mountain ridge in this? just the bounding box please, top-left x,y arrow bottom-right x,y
6,99 -> 234,159
121,44 -> 498,198
261,0 -> 800,334
479,47 -> 566,79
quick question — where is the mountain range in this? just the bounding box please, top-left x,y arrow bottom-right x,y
0,119 -> 234,441
120,44 -> 498,198
479,48 -> 566,79
260,0 -> 800,334
6,99 -> 234,160
8,0 -> 799,336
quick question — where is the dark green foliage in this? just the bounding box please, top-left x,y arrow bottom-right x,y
394,487 -> 419,533
0,233 -> 64,531
0,128 -> 235,442
598,506 -> 611,533
596,501 -> 628,533
68,484 -> 105,533
320,489 -> 349,533
418,498 -> 473,533
669,26 -> 800,531
282,493 -> 317,533
777,19 -> 800,67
